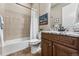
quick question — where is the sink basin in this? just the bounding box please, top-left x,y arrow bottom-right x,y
66,32 -> 79,36
73,32 -> 79,34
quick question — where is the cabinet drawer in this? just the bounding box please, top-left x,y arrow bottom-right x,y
42,33 -> 52,40
42,33 -> 59,41
59,35 -> 77,48
51,34 -> 59,41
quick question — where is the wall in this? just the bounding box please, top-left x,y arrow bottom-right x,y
30,3 -> 51,31
0,3 -> 31,41
39,3 -> 51,31
50,3 -> 69,28
50,4 -> 62,28
31,3 -> 39,15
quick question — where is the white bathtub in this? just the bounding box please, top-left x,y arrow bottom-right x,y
0,37 -> 30,56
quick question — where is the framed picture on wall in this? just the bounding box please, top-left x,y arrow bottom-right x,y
39,13 -> 48,25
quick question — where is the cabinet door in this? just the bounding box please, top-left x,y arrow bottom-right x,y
53,43 -> 78,56
41,39 -> 53,56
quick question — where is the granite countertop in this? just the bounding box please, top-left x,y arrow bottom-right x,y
41,31 -> 79,37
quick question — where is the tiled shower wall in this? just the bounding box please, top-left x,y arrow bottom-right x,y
0,3 -> 31,41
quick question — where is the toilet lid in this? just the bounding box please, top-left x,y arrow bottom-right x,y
30,39 -> 41,45
30,39 -> 41,43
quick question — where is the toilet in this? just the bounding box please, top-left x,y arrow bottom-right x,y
30,32 -> 41,54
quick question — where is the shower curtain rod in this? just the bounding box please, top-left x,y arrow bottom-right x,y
16,3 -> 31,9
16,3 -> 38,13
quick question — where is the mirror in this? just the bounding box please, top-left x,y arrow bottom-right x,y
62,3 -> 79,28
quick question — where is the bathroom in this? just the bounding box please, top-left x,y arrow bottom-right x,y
0,3 -> 41,56
0,3 -> 79,56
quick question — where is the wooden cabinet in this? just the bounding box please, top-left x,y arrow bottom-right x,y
53,43 -> 78,56
41,32 -> 79,56
42,39 -> 53,56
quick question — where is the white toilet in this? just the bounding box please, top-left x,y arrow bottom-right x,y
30,32 -> 41,54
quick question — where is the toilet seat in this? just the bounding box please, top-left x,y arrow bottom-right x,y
30,39 -> 41,45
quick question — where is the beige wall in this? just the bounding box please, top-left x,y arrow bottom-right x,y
30,3 -> 51,31
0,3 -> 31,41
39,3 -> 69,30
31,3 -> 40,14
39,3 -> 51,30
29,3 -> 51,31
50,3 -> 69,28
50,4 -> 62,28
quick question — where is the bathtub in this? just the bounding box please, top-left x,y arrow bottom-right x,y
0,37 -> 30,56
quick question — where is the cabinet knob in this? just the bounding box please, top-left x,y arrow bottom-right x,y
49,43 -> 52,46
53,45 -> 54,48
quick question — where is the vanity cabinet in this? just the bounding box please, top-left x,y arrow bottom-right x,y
42,39 -> 53,56
41,32 -> 79,56
53,43 -> 78,56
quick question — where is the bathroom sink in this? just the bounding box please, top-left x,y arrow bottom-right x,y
74,32 -> 79,34
66,32 -> 79,36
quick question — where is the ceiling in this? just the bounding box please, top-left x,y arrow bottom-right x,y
51,3 -> 70,8
51,3 -> 59,8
